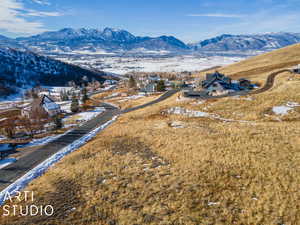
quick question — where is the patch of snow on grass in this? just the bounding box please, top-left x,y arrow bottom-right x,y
167,107 -> 252,123
272,106 -> 292,115
170,121 -> 186,129
76,107 -> 106,122
63,107 -> 106,125
0,116 -> 118,205
272,102 -> 300,115
168,107 -> 210,118
119,94 -> 145,102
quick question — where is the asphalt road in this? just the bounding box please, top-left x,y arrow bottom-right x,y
250,69 -> 292,95
0,90 -> 179,191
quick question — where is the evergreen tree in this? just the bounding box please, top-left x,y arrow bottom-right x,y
81,87 -> 89,103
128,76 -> 137,88
156,80 -> 166,92
71,93 -> 79,113
53,115 -> 63,129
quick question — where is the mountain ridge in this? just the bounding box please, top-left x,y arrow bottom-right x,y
2,28 -> 300,54
190,32 -> 300,51
16,27 -> 189,54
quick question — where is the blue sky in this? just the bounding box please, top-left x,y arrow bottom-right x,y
1,0 -> 300,42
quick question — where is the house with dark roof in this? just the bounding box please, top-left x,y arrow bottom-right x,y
22,95 -> 61,118
201,72 -> 253,96
202,72 -> 234,94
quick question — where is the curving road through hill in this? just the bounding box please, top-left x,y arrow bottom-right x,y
250,69 -> 292,95
0,90 -> 179,192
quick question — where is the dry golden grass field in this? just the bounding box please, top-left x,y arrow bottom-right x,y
1,45 -> 300,225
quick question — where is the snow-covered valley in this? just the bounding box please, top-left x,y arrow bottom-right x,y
56,54 -> 244,75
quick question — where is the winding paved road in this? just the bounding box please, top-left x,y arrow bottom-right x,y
0,90 -> 179,191
250,69 -> 292,95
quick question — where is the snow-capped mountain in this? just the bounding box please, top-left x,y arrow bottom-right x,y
16,27 -> 189,54
0,47 -> 106,97
0,35 -> 25,50
190,33 -> 300,51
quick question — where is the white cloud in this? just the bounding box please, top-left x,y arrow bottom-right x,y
187,13 -> 245,18
0,0 -> 61,35
25,9 -> 62,17
31,0 -> 50,5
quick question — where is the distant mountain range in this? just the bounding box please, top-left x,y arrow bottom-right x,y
16,28 -> 189,54
0,47 -> 106,97
1,28 -> 300,55
189,33 -> 300,52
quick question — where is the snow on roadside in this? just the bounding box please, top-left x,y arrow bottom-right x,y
17,133 -> 67,149
167,107 -> 253,123
272,102 -> 300,115
0,158 -> 17,170
0,136 -> 6,141
0,116 -> 118,205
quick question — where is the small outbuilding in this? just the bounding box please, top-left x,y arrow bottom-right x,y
238,78 -> 253,90
292,64 -> 300,74
22,95 -> 61,118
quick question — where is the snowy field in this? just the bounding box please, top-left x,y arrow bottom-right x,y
57,55 -> 244,75
63,107 -> 106,126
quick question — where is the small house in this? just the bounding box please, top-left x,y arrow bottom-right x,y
103,80 -> 117,87
22,95 -> 61,118
292,64 -> 300,74
141,83 -> 157,93
238,78 -> 253,90
148,74 -> 161,82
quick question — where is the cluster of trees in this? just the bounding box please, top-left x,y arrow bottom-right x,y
156,80 -> 166,92
0,111 -> 62,139
70,87 -> 89,113
128,76 -> 137,89
127,76 -> 166,92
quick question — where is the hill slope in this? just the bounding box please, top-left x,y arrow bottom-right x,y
214,43 -> 300,78
0,47 -> 106,97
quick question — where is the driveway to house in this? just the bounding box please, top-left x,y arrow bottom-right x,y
0,90 -> 179,191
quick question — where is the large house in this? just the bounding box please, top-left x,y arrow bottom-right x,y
202,72 -> 233,95
22,95 -> 61,118
202,72 -> 253,96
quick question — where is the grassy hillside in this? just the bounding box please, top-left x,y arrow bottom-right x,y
196,43 -> 300,82
1,47 -> 300,225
